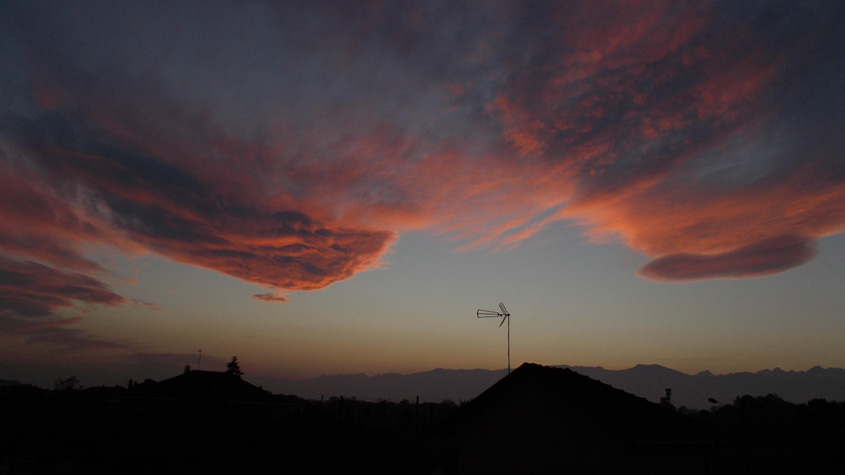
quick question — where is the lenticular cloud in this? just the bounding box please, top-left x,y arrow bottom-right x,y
638,235 -> 818,282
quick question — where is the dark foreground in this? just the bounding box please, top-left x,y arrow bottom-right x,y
2,382 -> 844,474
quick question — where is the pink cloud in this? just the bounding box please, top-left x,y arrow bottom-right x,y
131,299 -> 162,311
481,1 -> 845,280
20,316 -> 84,333
564,166 -> 845,280
0,255 -> 126,319
0,254 -> 134,350
252,290 -> 291,304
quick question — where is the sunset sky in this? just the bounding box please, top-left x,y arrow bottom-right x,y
2,1 -> 844,389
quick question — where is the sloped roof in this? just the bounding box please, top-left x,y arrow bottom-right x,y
130,370 -> 275,403
454,362 -> 709,442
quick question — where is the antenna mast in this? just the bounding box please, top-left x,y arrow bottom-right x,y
477,302 -> 512,374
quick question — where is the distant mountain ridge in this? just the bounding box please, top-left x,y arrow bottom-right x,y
555,364 -> 845,409
260,364 -> 845,409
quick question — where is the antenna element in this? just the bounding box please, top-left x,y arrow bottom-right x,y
477,302 -> 512,374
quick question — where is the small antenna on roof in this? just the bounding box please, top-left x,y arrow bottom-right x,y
196,349 -> 202,370
477,302 -> 512,374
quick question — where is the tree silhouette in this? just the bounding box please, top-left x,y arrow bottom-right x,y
226,356 -> 243,377
54,375 -> 81,391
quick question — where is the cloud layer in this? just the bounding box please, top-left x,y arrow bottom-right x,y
2,1 -> 844,340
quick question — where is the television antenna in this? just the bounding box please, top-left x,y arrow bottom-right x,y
477,302 -> 512,374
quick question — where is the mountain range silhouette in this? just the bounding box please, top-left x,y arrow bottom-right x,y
258,364 -> 845,409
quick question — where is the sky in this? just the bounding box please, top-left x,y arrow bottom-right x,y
1,0 -> 844,389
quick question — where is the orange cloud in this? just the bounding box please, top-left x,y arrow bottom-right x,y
21,316 -> 84,333
564,164 -> 845,280
0,255 -> 126,319
252,290 -> 291,304
1,114 -> 397,294
481,1 -> 845,280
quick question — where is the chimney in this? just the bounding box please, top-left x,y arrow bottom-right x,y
659,388 -> 675,410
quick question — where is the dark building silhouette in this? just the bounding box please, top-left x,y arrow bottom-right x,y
124,369 -> 307,433
449,363 -> 713,474
130,369 -> 274,402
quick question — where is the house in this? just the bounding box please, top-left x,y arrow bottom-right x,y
125,369 -> 307,426
449,363 -> 714,474
129,369 -> 276,403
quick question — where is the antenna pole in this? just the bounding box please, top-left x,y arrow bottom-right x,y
477,302 -> 512,375
197,349 -> 202,370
